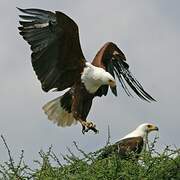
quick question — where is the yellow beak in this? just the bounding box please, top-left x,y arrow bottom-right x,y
149,125 -> 159,132
109,80 -> 116,88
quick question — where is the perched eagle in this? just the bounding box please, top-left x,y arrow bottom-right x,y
18,8 -> 156,133
98,123 -> 159,159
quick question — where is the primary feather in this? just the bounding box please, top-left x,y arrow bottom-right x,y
18,7 -> 85,92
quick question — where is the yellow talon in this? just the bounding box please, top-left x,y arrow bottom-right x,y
80,120 -> 99,134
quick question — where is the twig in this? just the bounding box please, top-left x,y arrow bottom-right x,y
73,141 -> 95,162
50,152 -> 63,167
0,135 -> 24,180
17,150 -> 24,172
106,125 -> 111,146
1,135 -> 15,172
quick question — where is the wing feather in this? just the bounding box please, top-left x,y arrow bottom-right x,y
116,137 -> 144,156
92,42 -> 156,102
18,8 -> 85,92
98,137 -> 144,159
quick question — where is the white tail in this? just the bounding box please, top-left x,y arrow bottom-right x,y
42,96 -> 77,127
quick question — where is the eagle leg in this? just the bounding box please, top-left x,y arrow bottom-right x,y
80,120 -> 99,134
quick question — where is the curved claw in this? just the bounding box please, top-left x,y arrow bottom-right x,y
82,125 -> 86,134
90,126 -> 99,134
80,120 -> 99,134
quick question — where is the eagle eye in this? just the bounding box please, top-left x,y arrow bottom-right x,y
147,125 -> 151,128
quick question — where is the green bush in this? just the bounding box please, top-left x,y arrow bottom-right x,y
0,135 -> 179,180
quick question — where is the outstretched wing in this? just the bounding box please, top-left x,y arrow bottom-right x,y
18,8 -> 85,92
92,42 -> 156,102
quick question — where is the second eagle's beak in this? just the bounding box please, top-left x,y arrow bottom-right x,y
108,79 -> 116,88
148,125 -> 159,132
153,126 -> 159,131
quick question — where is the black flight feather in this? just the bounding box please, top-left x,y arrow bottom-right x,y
112,58 -> 156,102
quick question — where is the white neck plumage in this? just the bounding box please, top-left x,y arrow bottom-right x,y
81,62 -> 110,94
121,128 -> 148,141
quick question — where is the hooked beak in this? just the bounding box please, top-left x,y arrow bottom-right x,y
109,80 -> 116,88
149,125 -> 159,132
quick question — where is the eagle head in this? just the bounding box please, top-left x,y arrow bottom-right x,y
100,71 -> 116,87
81,63 -> 116,93
138,123 -> 159,133
121,123 -> 159,140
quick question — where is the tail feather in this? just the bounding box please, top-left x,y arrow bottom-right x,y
42,93 -> 77,127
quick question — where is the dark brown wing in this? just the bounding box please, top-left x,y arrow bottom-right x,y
115,137 -> 144,156
92,42 -> 156,102
18,8 -> 85,92
97,136 -> 144,159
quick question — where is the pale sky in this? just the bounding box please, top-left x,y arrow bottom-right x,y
0,0 -> 180,165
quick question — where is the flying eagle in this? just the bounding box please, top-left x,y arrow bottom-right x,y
18,8 -> 156,133
98,123 -> 159,159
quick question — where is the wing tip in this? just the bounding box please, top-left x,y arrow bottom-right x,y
16,7 -> 24,12
149,97 -> 157,103
139,94 -> 157,103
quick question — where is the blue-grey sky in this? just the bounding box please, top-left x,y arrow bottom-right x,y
0,0 -> 180,165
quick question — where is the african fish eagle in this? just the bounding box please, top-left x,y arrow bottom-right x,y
18,8 -> 156,133
99,123 -> 159,158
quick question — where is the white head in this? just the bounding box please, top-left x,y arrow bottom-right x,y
121,123 -> 159,140
81,62 -> 116,93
